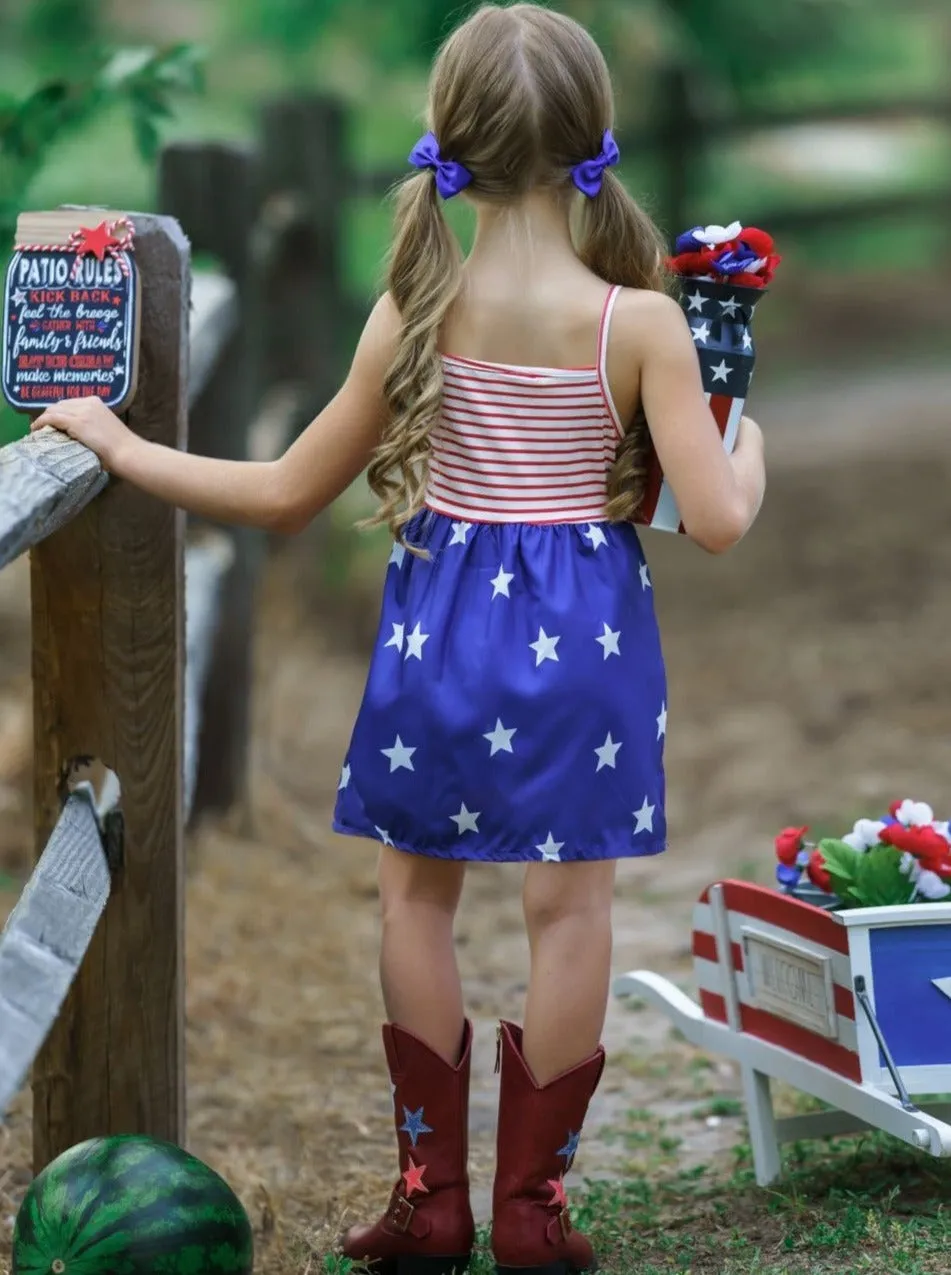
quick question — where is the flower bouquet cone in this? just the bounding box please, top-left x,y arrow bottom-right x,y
634,220 -> 781,534
774,799 -> 951,912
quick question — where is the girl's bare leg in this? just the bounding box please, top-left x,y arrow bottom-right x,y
521,858 -> 617,1082
377,843 -> 467,1062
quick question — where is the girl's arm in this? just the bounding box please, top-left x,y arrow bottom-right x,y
614,290 -> 766,553
31,293 -> 401,535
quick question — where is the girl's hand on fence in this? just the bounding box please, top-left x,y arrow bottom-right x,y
30,398 -> 136,474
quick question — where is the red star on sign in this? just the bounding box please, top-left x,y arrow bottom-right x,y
547,1176 -> 567,1208
76,221 -> 120,261
402,1157 -> 429,1198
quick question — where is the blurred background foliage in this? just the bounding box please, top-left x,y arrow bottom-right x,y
0,0 -> 948,449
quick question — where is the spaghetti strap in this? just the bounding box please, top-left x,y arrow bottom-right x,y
596,285 -> 625,439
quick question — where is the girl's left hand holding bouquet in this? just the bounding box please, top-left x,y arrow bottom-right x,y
30,292 -> 400,532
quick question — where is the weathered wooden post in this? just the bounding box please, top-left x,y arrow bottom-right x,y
259,94 -> 348,422
21,210 -> 188,1169
159,143 -> 259,825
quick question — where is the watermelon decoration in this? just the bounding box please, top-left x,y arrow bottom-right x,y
11,1135 -> 254,1275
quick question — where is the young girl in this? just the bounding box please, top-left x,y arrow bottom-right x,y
35,4 -> 765,1271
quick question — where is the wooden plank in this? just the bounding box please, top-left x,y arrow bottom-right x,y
744,187 -> 951,234
160,142 -> 261,824
183,532 -> 236,823
0,789 -> 114,1118
188,272 -> 239,408
0,429 -> 106,571
30,211 -> 188,1171
0,271 -> 237,573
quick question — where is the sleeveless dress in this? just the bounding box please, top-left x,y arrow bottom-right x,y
333,286 -> 668,863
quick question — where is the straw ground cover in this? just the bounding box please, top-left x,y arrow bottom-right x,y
2,366 -> 951,1272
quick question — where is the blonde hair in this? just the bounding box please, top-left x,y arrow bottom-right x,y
365,2 -> 669,544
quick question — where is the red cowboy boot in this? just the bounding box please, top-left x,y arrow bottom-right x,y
341,1019 -> 475,1274
491,1021 -> 605,1274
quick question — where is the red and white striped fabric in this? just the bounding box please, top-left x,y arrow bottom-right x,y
426,286 -> 625,523
692,880 -> 860,1081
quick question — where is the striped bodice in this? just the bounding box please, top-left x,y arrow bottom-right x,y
425,285 -> 625,524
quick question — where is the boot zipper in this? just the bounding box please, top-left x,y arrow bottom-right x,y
494,1024 -> 502,1074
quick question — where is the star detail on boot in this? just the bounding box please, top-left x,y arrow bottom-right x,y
557,1130 -> 581,1166
399,1105 -> 434,1147
402,1156 -> 429,1198
547,1175 -> 568,1208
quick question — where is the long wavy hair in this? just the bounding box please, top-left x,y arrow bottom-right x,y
365,2 -> 669,545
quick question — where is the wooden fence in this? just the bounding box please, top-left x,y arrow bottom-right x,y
0,212 -> 245,1170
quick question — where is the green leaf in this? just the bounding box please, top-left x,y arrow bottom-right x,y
131,111 -> 161,164
814,838 -> 862,903
852,846 -> 915,908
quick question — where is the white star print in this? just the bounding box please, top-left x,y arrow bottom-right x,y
451,803 -> 480,835
404,622 -> 430,661
491,565 -> 514,599
596,623 -> 621,659
389,542 -> 406,568
691,322 -> 711,345
685,290 -> 706,314
595,732 -> 623,771
633,798 -> 655,835
381,735 -> 416,772
741,329 -> 753,351
450,522 -> 472,545
384,623 -> 405,653
584,525 -> 608,551
113,363 -> 125,378
710,360 -> 731,385
639,562 -> 652,591
376,827 -> 395,847
338,764 -> 351,791
657,702 -> 668,740
12,288 -> 27,306
484,719 -> 517,756
719,295 -> 741,318
530,627 -> 560,666
536,832 -> 565,862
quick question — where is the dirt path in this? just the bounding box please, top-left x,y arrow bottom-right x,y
3,364 -> 951,1269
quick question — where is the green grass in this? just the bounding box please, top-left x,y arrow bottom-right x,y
320,1124 -> 951,1273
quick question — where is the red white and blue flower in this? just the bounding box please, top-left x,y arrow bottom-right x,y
774,799 -> 951,906
669,221 -> 781,289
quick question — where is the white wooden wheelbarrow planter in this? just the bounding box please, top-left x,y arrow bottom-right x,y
612,880 -> 951,1185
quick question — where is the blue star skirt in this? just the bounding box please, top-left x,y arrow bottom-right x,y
333,511 -> 668,863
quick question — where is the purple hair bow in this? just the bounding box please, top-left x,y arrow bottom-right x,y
409,131 -> 473,200
571,129 -> 620,198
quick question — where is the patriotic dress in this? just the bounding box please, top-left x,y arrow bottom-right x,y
333,285 -> 668,863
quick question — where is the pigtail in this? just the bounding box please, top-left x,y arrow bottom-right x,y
578,170 -> 670,523
364,171 -> 463,547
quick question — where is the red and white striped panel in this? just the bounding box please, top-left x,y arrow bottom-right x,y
634,393 -> 744,534
425,286 -> 625,525
692,880 -> 860,1082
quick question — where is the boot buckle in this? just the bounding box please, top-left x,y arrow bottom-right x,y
386,1192 -> 416,1234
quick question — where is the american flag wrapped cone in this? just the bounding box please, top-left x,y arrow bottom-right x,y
633,220 -> 779,535
634,277 -> 766,533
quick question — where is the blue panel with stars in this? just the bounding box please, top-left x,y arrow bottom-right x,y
333,511 -> 668,863
678,276 -> 760,400
3,243 -> 138,414
868,923 -> 951,1068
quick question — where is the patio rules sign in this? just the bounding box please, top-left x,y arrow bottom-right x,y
2,209 -> 141,414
